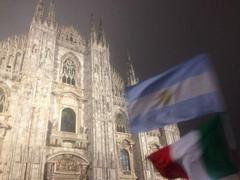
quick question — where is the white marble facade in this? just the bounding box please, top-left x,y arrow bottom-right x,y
0,0 -> 180,179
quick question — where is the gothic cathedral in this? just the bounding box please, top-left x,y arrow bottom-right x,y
0,0 -> 179,179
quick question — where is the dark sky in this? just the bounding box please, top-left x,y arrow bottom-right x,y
0,0 -> 240,146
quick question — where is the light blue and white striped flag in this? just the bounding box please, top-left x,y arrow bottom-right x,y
126,54 -> 225,133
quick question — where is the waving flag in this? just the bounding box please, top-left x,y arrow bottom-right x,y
126,54 -> 225,133
148,116 -> 238,180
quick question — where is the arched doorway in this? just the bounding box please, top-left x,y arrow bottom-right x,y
44,153 -> 89,180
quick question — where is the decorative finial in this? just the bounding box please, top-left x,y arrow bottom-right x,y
98,18 -> 107,46
89,14 -> 97,43
47,0 -> 56,26
33,0 -> 45,23
127,52 -> 138,86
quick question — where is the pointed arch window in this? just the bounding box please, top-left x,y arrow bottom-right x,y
60,108 -> 76,133
0,88 -> 6,113
116,113 -> 127,133
120,149 -> 131,172
62,59 -> 76,86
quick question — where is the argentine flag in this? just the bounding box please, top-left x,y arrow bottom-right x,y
126,54 -> 225,133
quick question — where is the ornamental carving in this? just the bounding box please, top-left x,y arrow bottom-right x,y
0,88 -> 6,113
147,129 -> 161,137
44,153 -> 89,180
56,157 -> 79,172
0,86 -> 10,113
32,44 -> 38,54
57,26 -> 85,52
148,142 -> 160,153
118,139 -> 135,153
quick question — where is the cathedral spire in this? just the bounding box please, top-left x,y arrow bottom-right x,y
127,54 -> 138,86
33,0 -> 45,23
89,14 -> 97,43
98,18 -> 107,46
46,0 -> 56,26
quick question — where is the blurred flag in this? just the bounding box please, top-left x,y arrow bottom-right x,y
148,115 -> 238,180
126,54 -> 225,133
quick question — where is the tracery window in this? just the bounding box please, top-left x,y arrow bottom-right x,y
60,108 -> 76,133
62,59 -> 76,86
120,149 -> 130,171
116,113 -> 127,133
0,88 -> 6,113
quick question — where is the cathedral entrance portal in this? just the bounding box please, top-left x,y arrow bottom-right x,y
44,153 -> 89,180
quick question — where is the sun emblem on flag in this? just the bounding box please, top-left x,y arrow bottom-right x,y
159,90 -> 172,105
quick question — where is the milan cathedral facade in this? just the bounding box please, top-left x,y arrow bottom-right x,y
0,0 -> 179,179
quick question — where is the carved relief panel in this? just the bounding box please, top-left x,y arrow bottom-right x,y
44,153 -> 89,180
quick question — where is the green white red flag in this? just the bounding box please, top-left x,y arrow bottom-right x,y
148,116 -> 239,180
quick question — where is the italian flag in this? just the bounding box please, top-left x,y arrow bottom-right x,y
148,116 -> 239,180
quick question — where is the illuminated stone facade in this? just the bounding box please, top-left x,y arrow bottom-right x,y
0,0 -> 180,179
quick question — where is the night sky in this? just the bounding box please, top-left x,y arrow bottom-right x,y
0,0 -> 240,147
